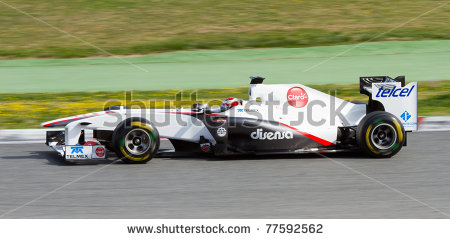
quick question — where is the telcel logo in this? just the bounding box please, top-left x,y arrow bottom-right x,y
250,129 -> 293,140
71,146 -> 84,154
376,85 -> 415,98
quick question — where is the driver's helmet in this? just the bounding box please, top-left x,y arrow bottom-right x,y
221,97 -> 241,110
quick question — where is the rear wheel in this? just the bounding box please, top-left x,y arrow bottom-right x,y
112,118 -> 159,164
356,111 -> 405,158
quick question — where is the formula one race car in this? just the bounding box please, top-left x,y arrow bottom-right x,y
42,76 -> 418,164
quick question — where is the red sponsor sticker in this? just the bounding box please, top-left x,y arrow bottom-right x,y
216,118 -> 227,122
201,145 -> 210,152
95,147 -> 105,157
84,141 -> 97,146
287,87 -> 308,108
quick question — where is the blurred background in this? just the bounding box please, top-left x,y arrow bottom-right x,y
0,0 -> 449,128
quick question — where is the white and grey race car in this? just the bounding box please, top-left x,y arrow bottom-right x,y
42,76 -> 418,164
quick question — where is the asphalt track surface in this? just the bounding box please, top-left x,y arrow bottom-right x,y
1,40 -> 449,93
0,131 -> 449,219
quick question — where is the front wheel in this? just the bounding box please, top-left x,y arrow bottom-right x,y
112,118 -> 160,164
356,111 -> 405,158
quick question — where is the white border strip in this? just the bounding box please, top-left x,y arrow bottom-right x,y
0,219 -> 449,239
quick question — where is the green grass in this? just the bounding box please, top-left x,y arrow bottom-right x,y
0,81 -> 448,129
1,0 -> 450,58
1,40 -> 449,93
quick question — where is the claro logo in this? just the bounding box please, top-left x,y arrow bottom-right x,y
287,87 -> 308,108
250,129 -> 293,140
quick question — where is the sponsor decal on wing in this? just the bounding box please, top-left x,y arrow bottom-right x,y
65,145 -> 106,160
374,84 -> 415,98
95,147 -> 105,157
66,146 -> 91,160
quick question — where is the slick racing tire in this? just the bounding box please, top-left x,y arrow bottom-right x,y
356,111 -> 405,158
112,117 -> 160,164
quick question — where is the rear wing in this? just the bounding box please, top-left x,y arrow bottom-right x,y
360,76 -> 417,131
360,76 -> 405,96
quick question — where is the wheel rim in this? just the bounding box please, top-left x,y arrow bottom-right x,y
124,128 -> 151,155
370,123 -> 397,150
